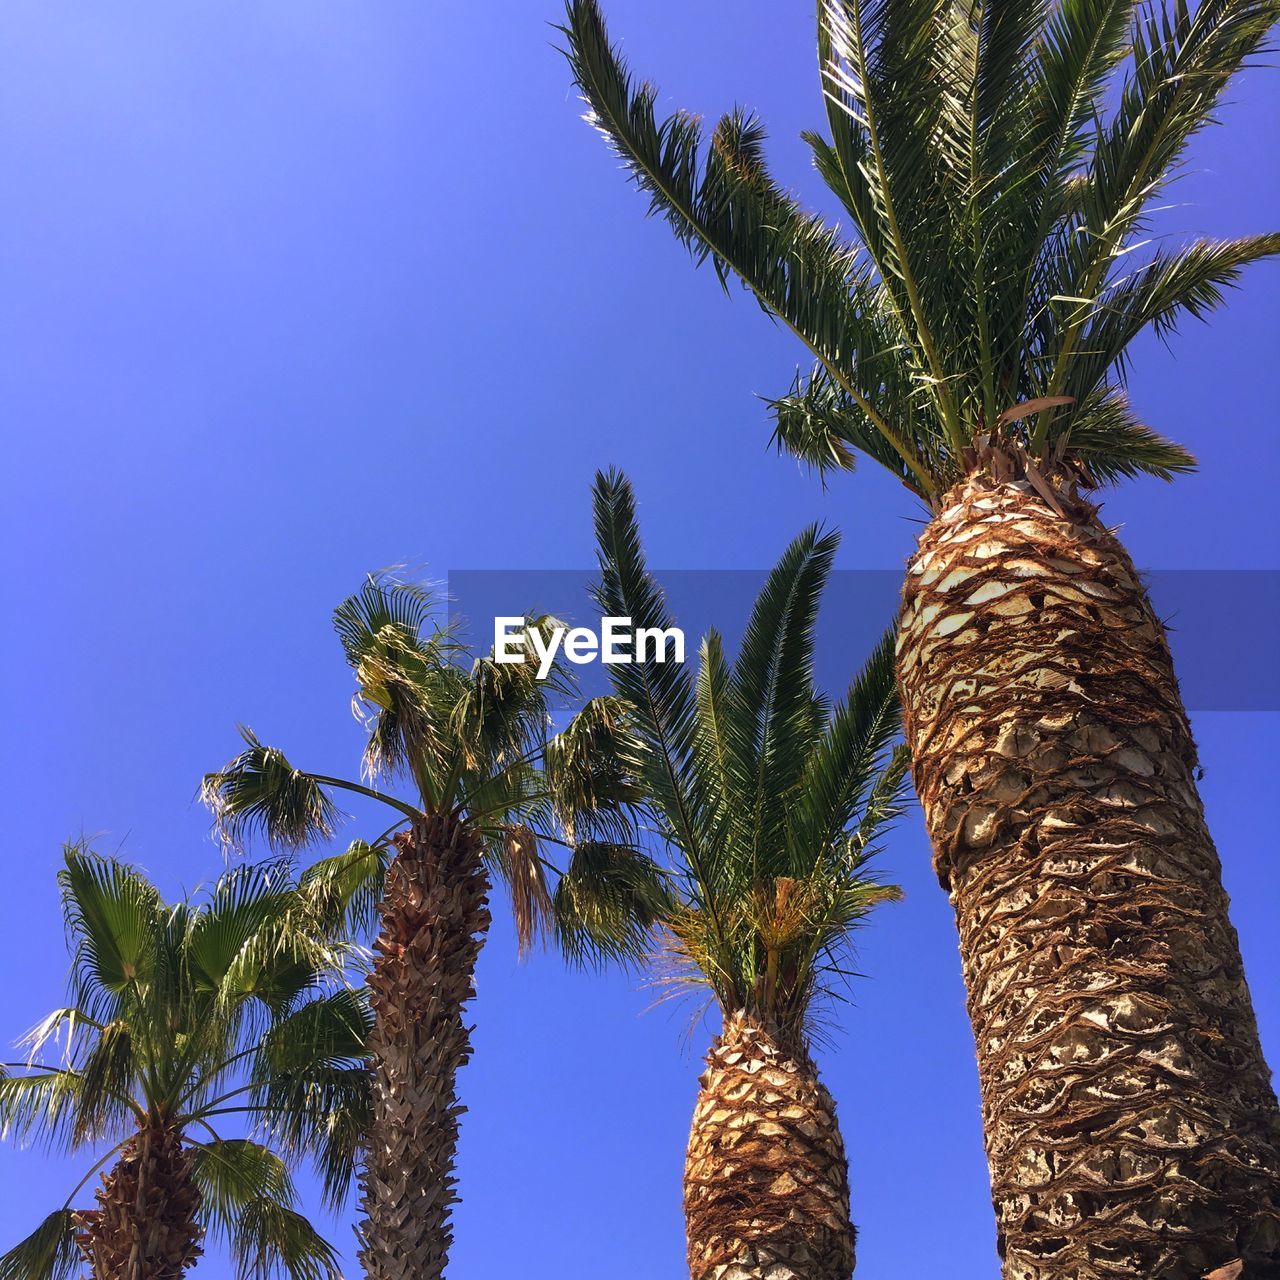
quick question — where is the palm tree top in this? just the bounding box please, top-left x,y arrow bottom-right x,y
555,471 -> 909,1048
202,574 -> 642,955
0,845 -> 369,1280
564,0 -> 1280,502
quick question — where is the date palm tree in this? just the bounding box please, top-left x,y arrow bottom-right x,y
201,576 -> 636,1280
0,845 -> 369,1280
563,4 -> 1280,1277
555,470 -> 909,1280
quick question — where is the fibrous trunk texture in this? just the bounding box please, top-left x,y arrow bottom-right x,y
684,1011 -> 855,1280
897,471 -> 1280,1280
74,1122 -> 202,1280
358,815 -> 491,1280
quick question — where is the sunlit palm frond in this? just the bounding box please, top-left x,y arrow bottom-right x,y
58,843 -> 163,1016
300,839 -> 393,939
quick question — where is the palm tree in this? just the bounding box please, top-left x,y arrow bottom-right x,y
0,845 -> 369,1280
562,4 -> 1280,1277
553,470 -> 909,1280
201,576 -> 636,1280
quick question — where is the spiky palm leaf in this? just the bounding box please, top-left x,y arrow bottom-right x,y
563,0 -> 1280,499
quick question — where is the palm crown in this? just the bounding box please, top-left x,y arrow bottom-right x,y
0,847 -> 370,1280
202,576 -> 638,952
564,0 -> 1280,501
555,472 -> 909,1046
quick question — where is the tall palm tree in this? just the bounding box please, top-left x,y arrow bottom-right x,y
0,845 -> 369,1280
555,470 -> 910,1280
562,4 -> 1280,1277
201,576 -> 636,1280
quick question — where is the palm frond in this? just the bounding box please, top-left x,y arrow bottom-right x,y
562,0 -> 933,491
231,1199 -> 341,1280
58,844 -> 162,1012
300,840 -> 393,939
496,824 -> 554,956
553,841 -> 673,967
543,695 -> 643,843
727,525 -> 839,882
202,729 -> 343,853
0,1209 -> 78,1280
791,628 -> 902,863
0,1069 -> 82,1150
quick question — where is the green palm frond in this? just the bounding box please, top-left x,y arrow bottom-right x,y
192,1138 -> 294,1242
567,0 -> 1280,492
791,629 -> 903,864
231,1198 -> 341,1280
0,1209 -> 77,1280
553,841 -> 674,966
249,990 -> 371,1210
58,844 -> 163,1014
727,525 -> 839,883
584,471 -> 906,1040
562,2 -> 932,490
300,839 -> 393,938
1066,387 -> 1197,483
202,730 -> 344,852
0,1069 -> 83,1149
543,695 -> 644,843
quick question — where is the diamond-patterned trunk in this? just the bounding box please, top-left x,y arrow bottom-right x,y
73,1122 -> 202,1280
358,815 -> 491,1280
897,472 -> 1280,1279
684,1011 -> 856,1280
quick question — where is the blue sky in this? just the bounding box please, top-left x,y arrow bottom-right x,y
1,3 -> 1277,1276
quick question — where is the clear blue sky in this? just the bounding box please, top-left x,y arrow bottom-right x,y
1,3 -> 1277,1276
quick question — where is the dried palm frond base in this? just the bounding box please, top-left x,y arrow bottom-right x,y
898,470 -> 1280,1280
74,1124 -> 202,1280
358,816 -> 491,1280
684,1012 -> 855,1280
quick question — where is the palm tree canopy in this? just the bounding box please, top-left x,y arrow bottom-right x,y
555,471 -> 909,1046
0,845 -> 370,1280
564,0 -> 1280,500
202,576 -> 642,954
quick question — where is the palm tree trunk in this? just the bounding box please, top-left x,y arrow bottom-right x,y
74,1122 -> 202,1280
897,470 -> 1280,1280
684,1010 -> 856,1280
358,814 -> 491,1280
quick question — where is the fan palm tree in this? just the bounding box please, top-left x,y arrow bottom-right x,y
562,4 -> 1280,1277
554,470 -> 909,1280
201,576 -> 637,1280
0,845 -> 369,1280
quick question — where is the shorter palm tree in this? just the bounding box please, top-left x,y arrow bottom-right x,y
556,471 -> 910,1280
0,845 -> 370,1280
201,577 -> 637,1280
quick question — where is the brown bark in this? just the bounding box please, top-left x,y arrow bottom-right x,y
74,1122 -> 202,1280
897,469 -> 1280,1280
358,815 -> 491,1280
684,1011 -> 856,1280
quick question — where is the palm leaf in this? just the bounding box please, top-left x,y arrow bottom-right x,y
0,1209 -> 78,1280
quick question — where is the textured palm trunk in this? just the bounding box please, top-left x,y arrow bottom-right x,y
358,814 -> 491,1280
897,470 -> 1280,1280
73,1122 -> 202,1280
684,1011 -> 856,1280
